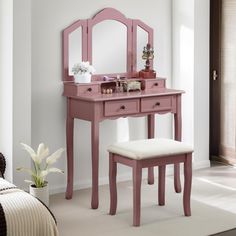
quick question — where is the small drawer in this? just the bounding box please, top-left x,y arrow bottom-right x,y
104,99 -> 140,117
78,84 -> 99,95
63,83 -> 99,97
141,96 -> 172,113
145,79 -> 165,91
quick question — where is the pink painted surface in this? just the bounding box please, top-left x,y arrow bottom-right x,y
147,114 -> 155,184
108,151 -> 193,226
104,99 -> 140,117
158,165 -> 166,206
63,20 -> 88,82
62,8 -> 185,209
62,8 -> 154,81
145,79 -> 165,90
174,94 -> 182,193
66,98 -> 74,199
64,87 -> 184,207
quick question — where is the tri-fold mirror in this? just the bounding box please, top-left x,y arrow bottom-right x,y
63,8 -> 154,82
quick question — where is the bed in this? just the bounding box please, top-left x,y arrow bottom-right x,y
0,153 -> 58,236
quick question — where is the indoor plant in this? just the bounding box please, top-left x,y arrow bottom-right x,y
17,143 -> 64,206
72,61 -> 95,83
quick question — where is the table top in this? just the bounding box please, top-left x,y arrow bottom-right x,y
68,88 -> 184,102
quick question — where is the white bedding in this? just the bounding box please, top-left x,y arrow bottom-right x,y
0,178 -> 58,236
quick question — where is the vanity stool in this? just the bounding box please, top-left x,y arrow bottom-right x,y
107,138 -> 193,226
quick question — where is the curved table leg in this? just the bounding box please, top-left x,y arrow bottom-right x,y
174,95 -> 182,193
183,153 -> 192,216
91,119 -> 99,209
66,99 -> 74,199
147,114 -> 155,185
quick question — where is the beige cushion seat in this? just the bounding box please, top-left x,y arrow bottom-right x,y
107,138 -> 193,160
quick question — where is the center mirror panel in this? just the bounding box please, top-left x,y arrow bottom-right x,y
92,20 -> 127,75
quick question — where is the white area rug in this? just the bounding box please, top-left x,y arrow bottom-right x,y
50,166 -> 236,236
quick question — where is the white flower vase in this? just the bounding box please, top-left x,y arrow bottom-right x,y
30,184 -> 49,206
74,73 -> 91,83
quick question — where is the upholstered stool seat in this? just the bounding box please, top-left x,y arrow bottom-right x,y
107,138 -> 193,226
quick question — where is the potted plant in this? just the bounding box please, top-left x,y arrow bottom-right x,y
17,143 -> 64,206
72,61 -> 95,83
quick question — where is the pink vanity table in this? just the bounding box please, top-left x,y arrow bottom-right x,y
62,8 -> 184,209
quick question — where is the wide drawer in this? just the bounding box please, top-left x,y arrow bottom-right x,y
144,79 -> 165,91
104,99 -> 140,117
141,96 -> 172,113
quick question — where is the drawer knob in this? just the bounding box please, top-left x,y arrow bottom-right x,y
87,88 -> 92,92
154,83 -> 159,86
120,105 -> 126,110
155,102 -> 160,106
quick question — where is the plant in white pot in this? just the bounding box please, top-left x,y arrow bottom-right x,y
17,143 -> 64,206
72,61 -> 95,83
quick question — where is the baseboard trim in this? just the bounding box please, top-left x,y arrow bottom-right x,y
50,160 -> 211,195
193,160 -> 211,169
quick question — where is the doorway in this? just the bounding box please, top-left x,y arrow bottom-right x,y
210,0 -> 236,165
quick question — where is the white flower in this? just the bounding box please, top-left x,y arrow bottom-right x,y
72,61 -> 95,75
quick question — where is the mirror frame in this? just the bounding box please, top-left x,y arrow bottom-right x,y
62,8 -> 153,82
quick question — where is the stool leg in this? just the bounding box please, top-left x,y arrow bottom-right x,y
158,165 -> 166,206
109,153 -> 117,215
183,153 -> 192,216
174,164 -> 182,193
133,161 -> 142,227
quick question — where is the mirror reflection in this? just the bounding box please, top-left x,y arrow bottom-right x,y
69,27 -> 82,75
92,20 -> 127,74
137,26 -> 148,71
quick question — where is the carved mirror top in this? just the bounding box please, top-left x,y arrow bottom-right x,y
62,8 -> 154,82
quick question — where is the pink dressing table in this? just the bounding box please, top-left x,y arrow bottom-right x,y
62,8 -> 184,209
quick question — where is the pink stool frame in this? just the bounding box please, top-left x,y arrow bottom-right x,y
109,152 -> 192,226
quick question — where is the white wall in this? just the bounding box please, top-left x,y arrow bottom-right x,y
0,0 -> 31,186
194,0 -> 210,168
31,0 -> 173,193
0,0 -> 13,181
172,0 -> 210,169
12,0 -> 32,187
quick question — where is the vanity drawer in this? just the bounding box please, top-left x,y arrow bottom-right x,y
78,84 -> 100,95
145,79 -> 165,91
141,96 -> 172,113
63,83 -> 100,97
104,99 -> 140,117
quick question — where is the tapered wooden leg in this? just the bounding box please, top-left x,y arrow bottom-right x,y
174,164 -> 181,193
133,161 -> 142,227
183,154 -> 192,216
147,114 -> 155,185
174,95 -> 182,193
66,99 -> 74,200
158,165 -> 166,206
109,153 -> 117,215
91,119 -> 99,209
